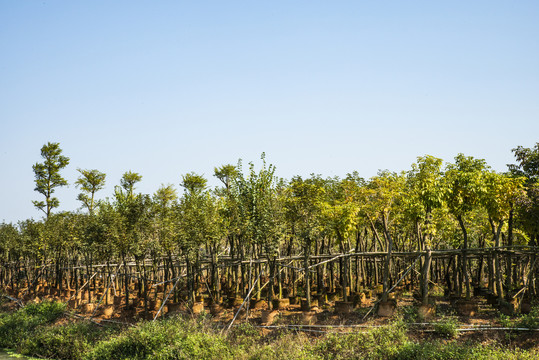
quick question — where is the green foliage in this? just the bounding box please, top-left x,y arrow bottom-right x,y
1,305 -> 538,360
285,175 -> 326,247
112,173 -> 153,258
5,147 -> 539,359
153,184 -> 177,208
312,322 -> 408,359
0,301 -> 66,349
399,305 -> 418,323
482,172 -> 525,223
322,177 -> 361,247
181,172 -> 208,195
393,341 -> 537,360
516,306 -> 539,329
214,164 -> 238,191
248,332 -> 318,360
509,143 -> 539,241
233,154 -> 283,256
407,156 -> 445,213
0,222 -> 20,261
509,142 -> 539,183
120,171 -> 143,197
21,321 -> 116,360
22,299 -> 66,320
516,183 -> 539,241
363,171 -> 406,223
228,321 -> 261,349
151,184 -> 179,254
499,306 -> 539,330
76,168 -> 106,214
444,153 -> 489,218
177,174 -> 224,260
433,317 -> 458,339
86,318 -> 234,360
32,142 -> 70,218
405,155 -> 446,247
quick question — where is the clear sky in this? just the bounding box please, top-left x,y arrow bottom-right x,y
1,1 -> 538,223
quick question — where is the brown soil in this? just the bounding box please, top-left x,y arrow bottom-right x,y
2,285 -> 538,350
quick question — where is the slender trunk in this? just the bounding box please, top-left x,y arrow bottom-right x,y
373,231 -> 379,286
488,253 -> 495,294
267,257 -> 275,309
457,215 -> 471,299
381,213 -> 392,302
304,239 -> 311,308
506,204 -> 514,290
422,248 -> 432,305
122,253 -> 129,307
494,220 -> 504,300
476,236 -> 484,286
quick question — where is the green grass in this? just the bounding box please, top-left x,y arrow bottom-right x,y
499,306 -> 539,330
86,317 -> 234,360
394,341 -> 538,360
0,302 -> 537,360
433,317 -> 459,339
312,323 -> 408,359
21,320 -> 118,360
0,301 -> 66,349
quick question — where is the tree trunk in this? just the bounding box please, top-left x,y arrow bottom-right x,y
457,215 -> 471,299
304,240 -> 311,308
381,213 -> 393,302
493,220 -> 504,300
422,248 -> 432,305
506,204 -> 514,290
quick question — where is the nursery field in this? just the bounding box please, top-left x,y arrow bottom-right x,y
1,142 -> 539,358
0,296 -> 537,360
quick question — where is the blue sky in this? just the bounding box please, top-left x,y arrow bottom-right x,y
1,1 -> 538,223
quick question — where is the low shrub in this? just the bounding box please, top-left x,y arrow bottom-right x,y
0,301 -> 66,349
433,317 -> 458,339
22,300 -> 66,321
85,317 -> 235,360
399,305 -> 418,323
1,304 -> 538,360
228,321 -> 261,349
516,306 -> 539,329
20,320 -> 118,360
312,322 -> 408,359
249,332 -> 318,360
394,341 -> 538,360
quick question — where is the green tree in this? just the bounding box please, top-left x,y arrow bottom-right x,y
508,142 -> 539,183
509,143 -> 539,244
42,212 -> 82,291
154,184 -> 178,208
214,164 -> 238,192
406,155 -> 445,305
482,171 -> 525,299
120,171 -> 143,198
234,155 -> 284,304
177,173 -> 214,302
322,177 -> 360,302
366,171 -> 405,302
75,169 -> 106,215
285,175 -> 325,307
32,142 -> 70,218
214,164 -> 243,297
0,223 -> 21,288
114,171 -> 150,305
444,153 -> 489,299
151,184 -> 179,293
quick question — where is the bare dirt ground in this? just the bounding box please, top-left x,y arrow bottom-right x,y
3,286 -> 538,350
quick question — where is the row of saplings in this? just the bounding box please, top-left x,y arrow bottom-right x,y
4,278 -> 389,323
3,275 -> 534,325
